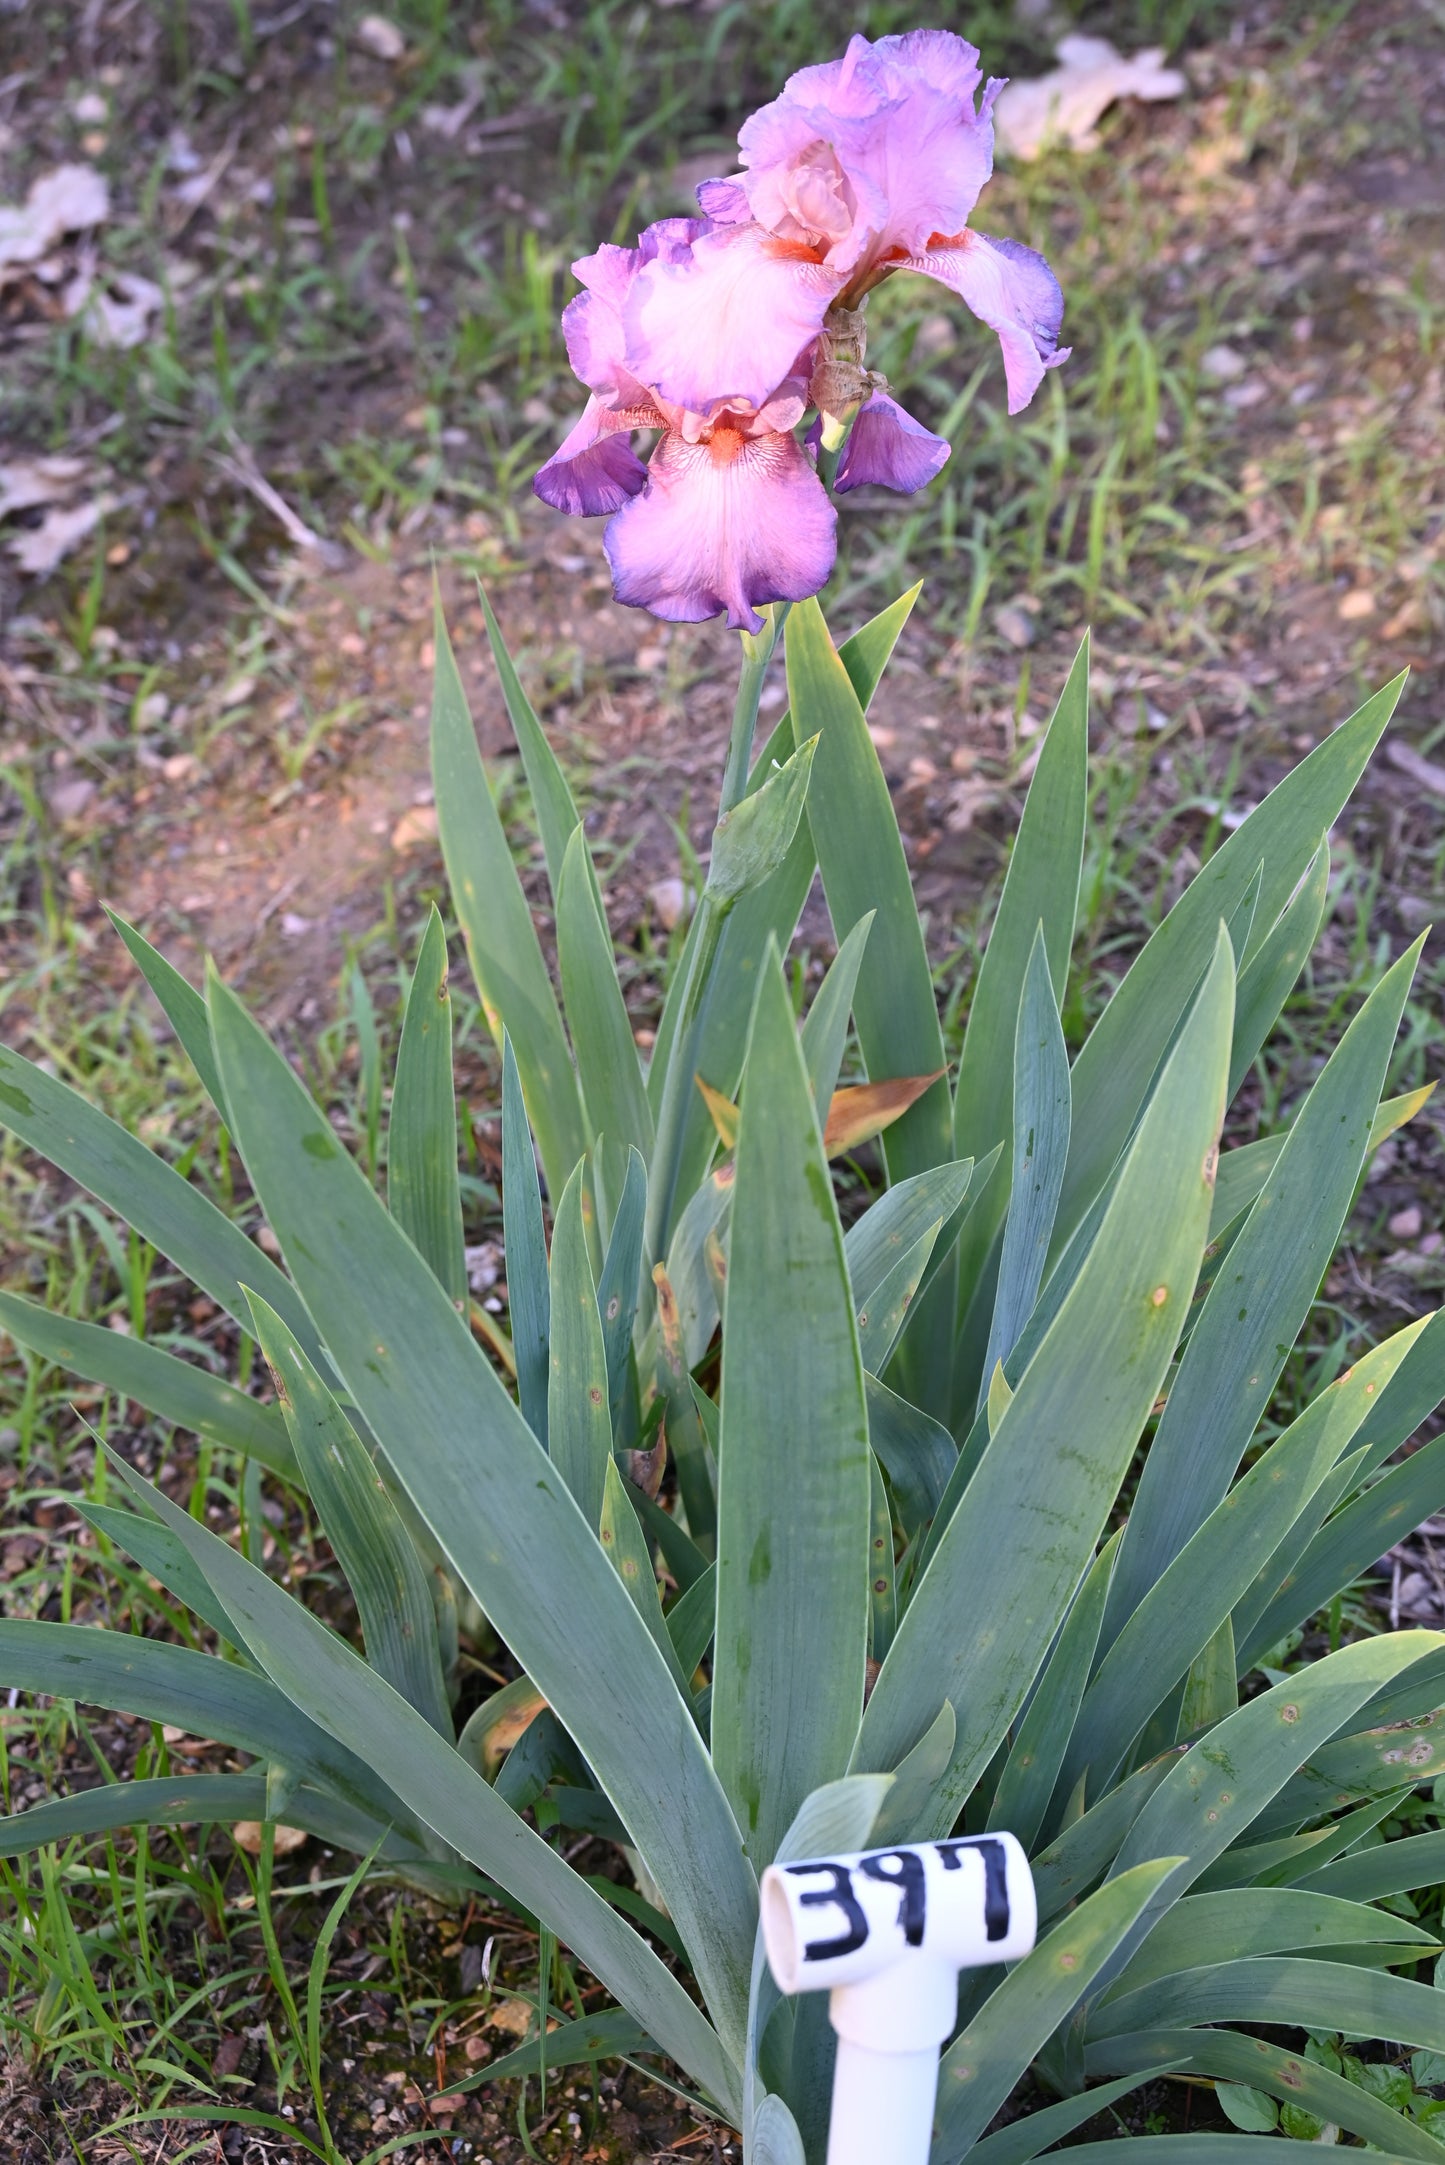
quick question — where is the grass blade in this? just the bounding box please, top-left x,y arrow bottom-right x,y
479,584 -> 584,906
1058,673 -> 1405,1253
206,972 -> 757,2060
601,1458 -> 691,1695
785,597 -> 949,1186
1068,1387 -> 1357,1795
109,1455 -> 743,2115
547,1161 -> 612,1527
988,1534 -> 1116,1851
0,1774 -> 265,1855
388,905 -> 466,1305
858,1221 -> 940,1375
801,911 -> 873,1111
843,1161 -> 975,1318
0,1619 -> 422,1842
0,1292 -> 295,1478
1299,1827 -> 1445,1903
1093,1953 -> 1445,2051
106,909 -> 227,1116
856,928 -> 1234,1826
1102,1886 -> 1436,2002
250,1294 -> 453,1738
502,1033 -> 550,1445
713,948 -> 871,1868
1227,840 -> 1331,1099
1087,2030 -> 1445,2163
981,923 -> 1072,1393
557,825 -> 654,1217
431,595 -> 588,1199
1106,936 -> 1424,1643
0,1040 -> 317,1358
598,1146 -> 647,1433
647,591 -> 919,1236
864,1375 -> 957,1539
932,1858 -> 1182,2165
953,641 -> 1088,1402
1108,1631 -> 1445,1968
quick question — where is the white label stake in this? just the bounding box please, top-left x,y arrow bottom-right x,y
761,1835 -> 1037,2165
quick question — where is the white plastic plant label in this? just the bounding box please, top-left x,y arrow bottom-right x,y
760,1836 -> 1039,2165
762,1832 -> 1037,1995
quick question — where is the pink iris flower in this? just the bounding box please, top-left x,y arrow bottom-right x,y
534,28 -> 1068,629
535,219 -> 836,635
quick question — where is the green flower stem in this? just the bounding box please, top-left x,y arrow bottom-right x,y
644,887 -> 729,1272
719,601 -> 787,816
645,605 -> 786,1267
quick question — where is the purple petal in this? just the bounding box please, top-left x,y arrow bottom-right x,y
604,426 -> 837,634
870,29 -> 985,102
834,393 -> 950,495
904,230 -> 1068,414
534,398 -> 650,517
566,224 -> 709,406
736,29 -> 996,273
625,221 -> 837,415
695,176 -> 751,223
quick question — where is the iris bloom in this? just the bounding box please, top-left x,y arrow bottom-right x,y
535,219 -> 836,634
535,28 -> 1067,628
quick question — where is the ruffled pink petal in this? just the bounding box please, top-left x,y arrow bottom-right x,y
625,221 -> 838,414
834,393 -> 950,495
566,223 -> 707,406
736,29 -> 996,273
904,230 -> 1068,414
534,397 -> 651,517
603,425 -> 837,634
870,29 -> 986,103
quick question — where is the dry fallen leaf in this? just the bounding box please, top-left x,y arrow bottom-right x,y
487,1999 -> 561,2038
7,496 -> 117,578
487,1999 -> 532,2037
0,455 -> 89,518
355,13 -> 405,60
994,36 -> 1186,160
648,874 -> 690,930
391,803 -> 439,850
0,163 -> 110,276
232,1820 -> 308,1856
62,265 -> 165,349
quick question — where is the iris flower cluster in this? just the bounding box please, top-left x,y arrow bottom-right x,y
535,29 -> 1069,633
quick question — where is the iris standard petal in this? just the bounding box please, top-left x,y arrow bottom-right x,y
694,176 -> 752,223
904,229 -> 1069,414
603,425 -> 837,634
736,28 -> 996,274
566,224 -> 706,407
834,392 -> 950,494
624,221 -> 836,415
534,398 -> 651,517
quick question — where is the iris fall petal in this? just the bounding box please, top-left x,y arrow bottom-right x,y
834,393 -> 950,494
604,425 -> 837,634
533,398 -> 652,517
905,230 -> 1068,413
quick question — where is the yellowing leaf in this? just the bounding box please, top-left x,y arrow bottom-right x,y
823,1071 -> 947,1158
987,1359 -> 1014,1435
694,1074 -> 740,1151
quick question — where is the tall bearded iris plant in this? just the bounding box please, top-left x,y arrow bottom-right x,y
536,29 -> 1068,630
5,26 -> 1445,2165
